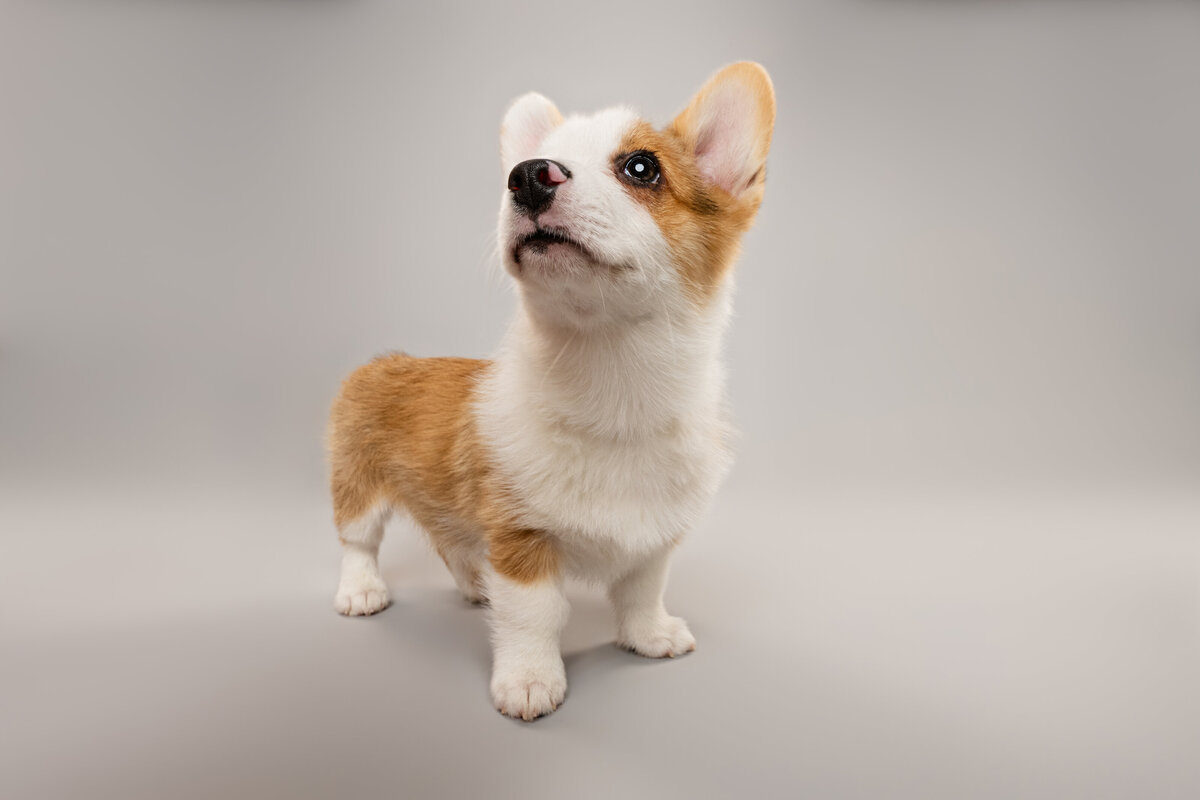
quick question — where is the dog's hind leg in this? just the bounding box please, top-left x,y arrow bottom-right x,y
437,538 -> 488,605
334,502 -> 392,616
413,512 -> 489,605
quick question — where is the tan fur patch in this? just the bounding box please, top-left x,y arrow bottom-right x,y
488,527 -> 559,584
327,353 -> 557,585
617,62 -> 776,304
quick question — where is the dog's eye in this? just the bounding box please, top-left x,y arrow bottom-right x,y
622,153 -> 660,184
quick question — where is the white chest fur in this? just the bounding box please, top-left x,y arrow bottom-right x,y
475,296 -> 734,567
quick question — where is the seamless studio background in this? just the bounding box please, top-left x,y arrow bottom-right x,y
2,2 -> 1198,799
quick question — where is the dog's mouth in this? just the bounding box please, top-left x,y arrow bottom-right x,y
513,227 -> 592,265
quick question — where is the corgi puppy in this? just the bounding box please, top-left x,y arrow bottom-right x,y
327,63 -> 775,721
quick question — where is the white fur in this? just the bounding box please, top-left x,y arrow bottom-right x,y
478,303 -> 733,560
500,92 -> 561,168
478,105 -> 736,717
499,108 -> 680,324
484,107 -> 735,563
611,548 -> 696,658
486,567 -> 570,720
335,503 -> 391,616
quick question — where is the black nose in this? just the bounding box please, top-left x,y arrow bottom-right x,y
508,159 -> 571,216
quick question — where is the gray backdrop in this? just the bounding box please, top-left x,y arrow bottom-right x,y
2,1 -> 1198,799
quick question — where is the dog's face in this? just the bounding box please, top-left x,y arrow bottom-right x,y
497,63 -> 775,330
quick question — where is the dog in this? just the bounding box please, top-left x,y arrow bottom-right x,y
327,62 -> 775,720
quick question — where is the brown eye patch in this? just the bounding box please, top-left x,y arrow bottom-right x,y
617,120 -> 755,304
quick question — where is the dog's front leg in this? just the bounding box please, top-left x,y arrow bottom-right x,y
610,548 -> 696,659
486,565 -> 569,721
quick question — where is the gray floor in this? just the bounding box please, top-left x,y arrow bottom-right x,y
4,478 -> 1197,799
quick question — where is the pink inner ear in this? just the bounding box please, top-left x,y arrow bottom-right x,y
695,137 -> 730,192
693,87 -> 756,195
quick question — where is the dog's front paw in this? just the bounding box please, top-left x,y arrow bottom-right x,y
334,575 -> 390,616
619,615 -> 696,658
491,660 -> 567,721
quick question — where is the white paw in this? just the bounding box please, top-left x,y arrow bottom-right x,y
619,615 -> 696,658
491,660 -> 567,721
334,576 -> 390,616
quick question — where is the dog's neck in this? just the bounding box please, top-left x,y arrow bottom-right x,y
489,289 -> 732,439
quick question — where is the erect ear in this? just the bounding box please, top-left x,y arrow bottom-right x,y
672,62 -> 776,197
500,92 -> 563,169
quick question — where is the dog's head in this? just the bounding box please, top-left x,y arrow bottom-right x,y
497,63 -> 775,330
